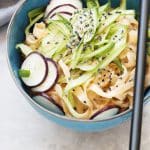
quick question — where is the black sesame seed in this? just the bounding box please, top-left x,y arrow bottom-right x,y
116,11 -> 122,14
83,101 -> 86,104
85,24 -> 89,27
74,107 -> 77,110
34,36 -> 38,39
83,108 -> 87,112
99,36 -> 102,41
108,87 -> 111,91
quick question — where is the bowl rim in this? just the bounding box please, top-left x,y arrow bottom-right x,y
6,0 -> 150,123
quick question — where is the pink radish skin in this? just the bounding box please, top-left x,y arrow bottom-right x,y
90,105 -> 120,120
45,0 -> 82,20
20,52 -> 48,87
40,93 -> 64,113
50,11 -> 72,19
50,12 -> 72,20
33,93 -> 64,115
31,58 -> 58,92
45,4 -> 77,18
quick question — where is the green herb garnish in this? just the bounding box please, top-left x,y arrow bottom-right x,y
19,69 -> 30,78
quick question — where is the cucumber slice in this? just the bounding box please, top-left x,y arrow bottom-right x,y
48,20 -> 71,37
71,40 -> 84,69
40,33 -> 67,58
20,52 -> 48,87
98,3 -> 110,14
64,73 -> 92,93
98,13 -> 120,34
32,58 -> 58,92
86,0 -> 99,8
83,41 -> 114,59
39,20 -> 70,58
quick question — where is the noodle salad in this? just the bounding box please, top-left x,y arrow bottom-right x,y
17,0 -> 150,120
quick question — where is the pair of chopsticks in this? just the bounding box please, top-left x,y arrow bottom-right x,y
129,0 -> 149,150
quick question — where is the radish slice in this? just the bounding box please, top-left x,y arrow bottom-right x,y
47,4 -> 77,18
20,52 -> 48,87
51,13 -> 72,20
45,0 -> 82,20
90,106 -> 120,120
51,11 -> 73,20
49,6 -> 76,19
31,58 -> 58,92
33,94 -> 64,115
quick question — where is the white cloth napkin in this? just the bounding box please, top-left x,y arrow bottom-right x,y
0,0 -> 23,27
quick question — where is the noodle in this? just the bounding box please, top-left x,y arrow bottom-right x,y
17,1 -> 150,119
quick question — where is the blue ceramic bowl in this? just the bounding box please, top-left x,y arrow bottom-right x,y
7,0 -> 150,132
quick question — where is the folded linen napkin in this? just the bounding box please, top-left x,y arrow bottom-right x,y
0,0 -> 23,27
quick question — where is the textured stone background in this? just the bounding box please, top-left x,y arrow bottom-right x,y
0,24 -> 150,150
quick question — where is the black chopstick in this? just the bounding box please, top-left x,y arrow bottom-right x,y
129,0 -> 149,150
